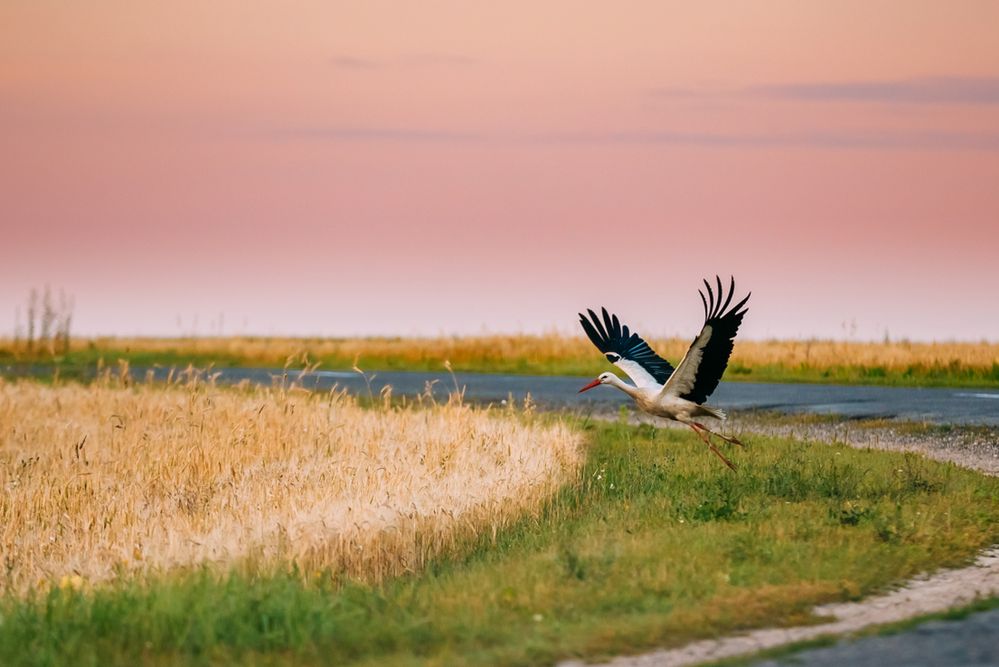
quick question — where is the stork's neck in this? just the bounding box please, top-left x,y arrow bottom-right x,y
606,374 -> 641,399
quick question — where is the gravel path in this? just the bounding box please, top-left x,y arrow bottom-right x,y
556,417 -> 999,667
726,413 -> 999,477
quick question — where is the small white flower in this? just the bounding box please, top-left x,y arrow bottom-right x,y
532,613 -> 543,622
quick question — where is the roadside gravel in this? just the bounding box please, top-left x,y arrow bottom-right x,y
727,413 -> 999,477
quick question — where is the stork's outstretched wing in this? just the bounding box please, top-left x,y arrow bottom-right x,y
579,307 -> 675,387
660,276 -> 750,404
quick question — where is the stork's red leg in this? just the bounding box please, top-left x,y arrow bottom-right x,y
689,424 -> 737,472
693,422 -> 745,448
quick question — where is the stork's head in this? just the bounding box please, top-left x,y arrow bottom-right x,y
578,372 -> 616,393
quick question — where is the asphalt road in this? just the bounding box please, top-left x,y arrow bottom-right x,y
155,367 -> 999,426
750,607 -> 999,667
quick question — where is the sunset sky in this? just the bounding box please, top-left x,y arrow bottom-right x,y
2,2 -> 998,340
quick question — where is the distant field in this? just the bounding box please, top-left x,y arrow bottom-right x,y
2,334 -> 998,387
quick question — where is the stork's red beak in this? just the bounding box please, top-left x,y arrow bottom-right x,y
578,378 -> 601,393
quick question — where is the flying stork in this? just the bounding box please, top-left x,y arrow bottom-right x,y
578,276 -> 750,471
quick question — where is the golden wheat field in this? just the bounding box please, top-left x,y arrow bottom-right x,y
0,373 -> 582,596
15,334 -> 999,370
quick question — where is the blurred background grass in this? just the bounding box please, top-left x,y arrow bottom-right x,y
3,334 -> 998,387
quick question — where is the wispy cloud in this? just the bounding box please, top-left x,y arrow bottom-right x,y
270,126 -> 484,143
529,129 -> 999,150
330,52 -> 478,70
652,76 -> 999,106
751,77 -> 999,105
266,125 -> 999,150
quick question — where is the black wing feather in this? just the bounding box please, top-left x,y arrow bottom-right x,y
586,308 -> 608,341
578,309 -> 675,384
579,313 -> 607,351
679,276 -> 750,404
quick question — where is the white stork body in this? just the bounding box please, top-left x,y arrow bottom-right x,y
578,276 -> 750,470
600,376 -> 721,421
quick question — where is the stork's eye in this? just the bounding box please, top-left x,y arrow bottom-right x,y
605,353 -> 620,363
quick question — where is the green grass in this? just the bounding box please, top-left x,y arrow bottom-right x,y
723,362 -> 999,389
3,421 -> 999,666
0,350 -> 249,383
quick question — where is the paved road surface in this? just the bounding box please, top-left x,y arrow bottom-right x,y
750,606 -> 999,667
148,367 -> 999,426
7,365 -> 996,425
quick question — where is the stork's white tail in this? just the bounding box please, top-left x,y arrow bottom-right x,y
699,405 -> 727,420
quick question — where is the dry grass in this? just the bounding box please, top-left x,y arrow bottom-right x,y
733,337 -> 999,368
4,334 -> 996,376
0,372 -> 582,595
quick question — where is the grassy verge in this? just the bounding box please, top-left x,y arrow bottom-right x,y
2,335 -> 998,387
3,419 -> 998,666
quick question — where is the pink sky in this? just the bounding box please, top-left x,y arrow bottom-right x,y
2,2 -> 998,340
